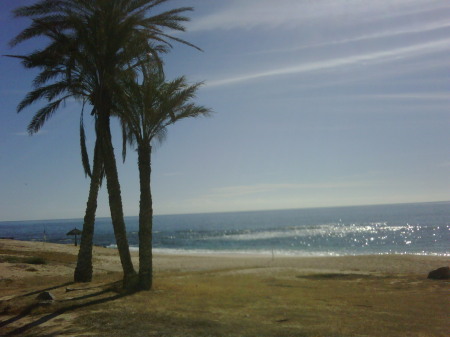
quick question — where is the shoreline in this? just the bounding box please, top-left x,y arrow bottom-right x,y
5,238 -> 450,258
153,247 -> 450,257
1,238 -> 448,277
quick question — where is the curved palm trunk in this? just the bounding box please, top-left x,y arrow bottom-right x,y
98,112 -> 137,290
74,137 -> 102,282
137,143 -> 153,290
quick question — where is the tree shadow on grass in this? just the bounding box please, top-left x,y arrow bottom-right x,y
296,273 -> 382,280
0,303 -> 39,329
0,282 -> 74,329
2,284 -> 127,336
18,282 -> 74,298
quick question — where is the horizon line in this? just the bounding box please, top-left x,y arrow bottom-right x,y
1,199 -> 448,223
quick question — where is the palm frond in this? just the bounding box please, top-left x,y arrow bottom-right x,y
121,122 -> 128,163
12,0 -> 65,18
80,104 -> 92,178
32,68 -> 64,87
17,81 -> 71,112
10,14 -> 70,47
152,126 -> 167,148
27,96 -> 69,134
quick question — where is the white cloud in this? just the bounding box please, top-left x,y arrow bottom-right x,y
206,38 -> 450,87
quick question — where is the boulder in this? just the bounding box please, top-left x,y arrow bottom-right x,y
36,291 -> 56,301
427,266 -> 450,280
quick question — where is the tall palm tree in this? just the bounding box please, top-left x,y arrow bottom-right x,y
119,65 -> 210,290
10,0 -> 200,290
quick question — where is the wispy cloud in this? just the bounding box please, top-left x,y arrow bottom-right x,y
167,181 -> 376,214
206,38 -> 450,87
251,20 -> 450,56
189,0 -> 449,32
355,93 -> 450,100
206,182 -> 369,199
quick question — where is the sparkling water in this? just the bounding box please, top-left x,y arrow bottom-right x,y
1,202 -> 448,256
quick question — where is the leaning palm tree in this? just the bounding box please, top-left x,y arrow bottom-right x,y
10,0 -> 200,289
119,65 -> 210,290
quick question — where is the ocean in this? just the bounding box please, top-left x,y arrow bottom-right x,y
0,202 -> 448,256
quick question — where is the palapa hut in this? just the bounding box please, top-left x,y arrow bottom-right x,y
66,228 -> 82,246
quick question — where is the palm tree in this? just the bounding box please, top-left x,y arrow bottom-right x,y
10,0 -> 200,290
74,115 -> 104,283
119,65 -> 210,290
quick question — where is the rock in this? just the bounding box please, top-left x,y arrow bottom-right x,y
427,266 -> 450,280
36,291 -> 56,301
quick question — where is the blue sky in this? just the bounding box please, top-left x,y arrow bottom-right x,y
0,0 -> 449,221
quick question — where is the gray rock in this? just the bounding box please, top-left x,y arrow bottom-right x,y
427,266 -> 450,280
36,291 -> 56,301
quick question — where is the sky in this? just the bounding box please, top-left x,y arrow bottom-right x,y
0,0 -> 449,221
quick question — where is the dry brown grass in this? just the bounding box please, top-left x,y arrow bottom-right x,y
0,240 -> 448,336
0,247 -> 77,265
75,270 -> 447,337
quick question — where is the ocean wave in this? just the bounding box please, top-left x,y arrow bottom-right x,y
106,246 -> 450,257
106,244 -> 141,251
109,245 -> 340,256
113,245 -> 342,256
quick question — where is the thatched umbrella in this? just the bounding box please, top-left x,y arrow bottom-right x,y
66,228 -> 82,246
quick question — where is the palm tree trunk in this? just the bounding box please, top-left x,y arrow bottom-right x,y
137,143 -> 153,290
98,112 -> 137,290
74,137 -> 102,282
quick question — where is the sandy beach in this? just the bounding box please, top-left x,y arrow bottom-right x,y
0,238 -> 448,336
